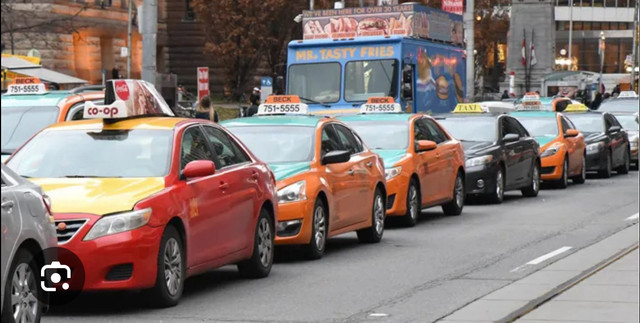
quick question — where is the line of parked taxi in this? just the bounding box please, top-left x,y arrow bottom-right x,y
1,81 -> 637,323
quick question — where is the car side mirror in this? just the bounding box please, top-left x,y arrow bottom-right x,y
502,133 -> 519,143
607,125 -> 621,134
416,140 -> 437,152
565,129 -> 580,137
322,150 -> 350,165
401,64 -> 414,101
182,160 -> 216,179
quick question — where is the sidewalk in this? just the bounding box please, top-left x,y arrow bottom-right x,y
517,248 -> 638,322
439,224 -> 639,323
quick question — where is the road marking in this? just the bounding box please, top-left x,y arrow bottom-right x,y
625,213 -> 639,221
511,246 -> 573,272
368,313 -> 389,318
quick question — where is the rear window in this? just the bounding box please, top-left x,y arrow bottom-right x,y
1,106 -> 59,152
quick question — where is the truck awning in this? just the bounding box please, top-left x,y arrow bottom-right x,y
2,56 -> 88,84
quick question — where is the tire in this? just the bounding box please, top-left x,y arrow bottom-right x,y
616,150 -> 630,175
303,199 -> 328,260
442,171 -> 464,216
147,225 -> 185,308
485,167 -> 504,204
521,163 -> 540,197
357,188 -> 385,243
238,208 -> 274,278
400,179 -> 420,227
598,151 -> 612,178
571,155 -> 586,184
1,249 -> 41,323
555,158 -> 569,189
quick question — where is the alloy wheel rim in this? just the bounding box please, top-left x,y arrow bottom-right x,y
11,263 -> 38,323
455,176 -> 464,208
163,238 -> 182,296
496,170 -> 504,199
374,195 -> 385,235
257,218 -> 272,267
563,160 -> 568,185
313,205 -> 326,251
581,157 -> 586,179
409,185 -> 418,220
533,166 -> 540,192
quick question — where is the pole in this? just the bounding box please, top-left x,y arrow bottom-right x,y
568,0 -> 573,71
599,31 -> 605,94
631,0 -> 638,92
127,0 -> 132,78
464,0 -> 475,101
141,0 -> 157,85
310,0 -> 314,10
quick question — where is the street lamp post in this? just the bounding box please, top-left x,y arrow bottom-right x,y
464,0 -> 475,101
568,0 -> 574,71
599,31 -> 605,94
127,0 -> 132,78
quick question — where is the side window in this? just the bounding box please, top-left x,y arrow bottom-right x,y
424,119 -> 448,144
511,118 -> 530,137
556,99 -> 570,112
414,119 -> 432,142
333,124 -> 363,154
180,127 -> 214,170
203,126 -> 250,168
321,124 -> 343,155
502,117 -> 518,136
560,116 -> 573,133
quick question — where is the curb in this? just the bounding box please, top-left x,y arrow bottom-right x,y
501,242 -> 639,323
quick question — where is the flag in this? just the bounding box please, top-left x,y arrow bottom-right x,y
521,31 -> 526,67
530,30 -> 537,66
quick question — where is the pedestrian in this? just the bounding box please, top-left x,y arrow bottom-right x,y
501,90 -> 509,99
111,67 -> 119,80
246,87 -> 261,117
591,93 -> 602,110
194,95 -> 219,123
603,92 -> 611,100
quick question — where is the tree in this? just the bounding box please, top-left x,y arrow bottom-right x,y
1,0 -> 87,54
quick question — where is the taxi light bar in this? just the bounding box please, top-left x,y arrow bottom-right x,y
453,103 -> 485,113
84,100 -> 128,119
563,103 -> 589,112
360,97 -> 402,114
257,95 -> 309,115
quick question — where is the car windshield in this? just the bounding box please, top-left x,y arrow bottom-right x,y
345,59 -> 398,102
226,126 -> 315,163
437,117 -> 496,142
8,129 -> 172,178
344,121 -> 408,150
288,63 -> 340,104
598,99 -> 639,113
613,114 -> 639,131
514,117 -> 559,137
567,114 -> 604,133
1,106 -> 59,153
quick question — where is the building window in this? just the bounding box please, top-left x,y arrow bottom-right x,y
184,0 -> 196,21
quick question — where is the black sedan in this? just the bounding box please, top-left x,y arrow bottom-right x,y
565,111 -> 631,177
436,113 -> 541,203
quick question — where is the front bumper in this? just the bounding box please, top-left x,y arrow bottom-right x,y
586,149 -> 608,171
384,175 -> 410,216
540,153 -> 564,181
55,213 -> 163,291
465,164 -> 498,195
274,200 -> 314,245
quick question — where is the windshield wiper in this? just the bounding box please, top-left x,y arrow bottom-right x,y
298,96 -> 331,108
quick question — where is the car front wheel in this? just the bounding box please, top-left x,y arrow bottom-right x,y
148,225 -> 185,308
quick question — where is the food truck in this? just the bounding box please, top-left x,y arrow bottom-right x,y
286,3 -> 466,115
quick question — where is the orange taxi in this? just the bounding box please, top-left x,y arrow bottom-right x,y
222,96 -> 387,259
339,98 -> 466,227
511,102 -> 586,188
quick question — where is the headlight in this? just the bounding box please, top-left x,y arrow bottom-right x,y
465,155 -> 493,167
385,166 -> 402,180
541,144 -> 562,158
587,142 -> 605,152
277,181 -> 306,203
83,208 -> 152,241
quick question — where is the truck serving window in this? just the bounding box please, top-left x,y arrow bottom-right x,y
345,59 -> 398,102
288,63 -> 341,104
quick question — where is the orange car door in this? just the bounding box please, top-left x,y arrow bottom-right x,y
413,118 -> 442,205
424,118 -> 456,201
560,116 -> 580,174
179,126 -> 232,267
320,124 -> 360,231
332,124 -> 372,226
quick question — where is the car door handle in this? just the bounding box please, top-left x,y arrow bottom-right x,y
366,161 -> 373,168
347,168 -> 355,176
1,200 -> 14,209
251,171 -> 260,180
219,182 -> 229,190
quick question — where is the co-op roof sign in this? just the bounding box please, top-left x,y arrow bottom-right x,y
84,79 -> 174,119
301,3 -> 463,45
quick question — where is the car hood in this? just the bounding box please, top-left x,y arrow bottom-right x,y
582,132 -> 606,144
269,162 -> 311,182
373,149 -> 407,168
461,141 -> 494,156
30,177 -> 166,215
535,135 -> 557,148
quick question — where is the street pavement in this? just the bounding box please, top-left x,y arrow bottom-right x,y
43,172 -> 639,323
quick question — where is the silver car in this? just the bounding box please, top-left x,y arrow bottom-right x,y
1,164 -> 57,323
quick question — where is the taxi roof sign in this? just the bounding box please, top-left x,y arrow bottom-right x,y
453,103 -> 485,113
360,97 -> 402,114
83,79 -> 174,120
257,95 -> 309,115
618,91 -> 638,98
564,103 -> 589,112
